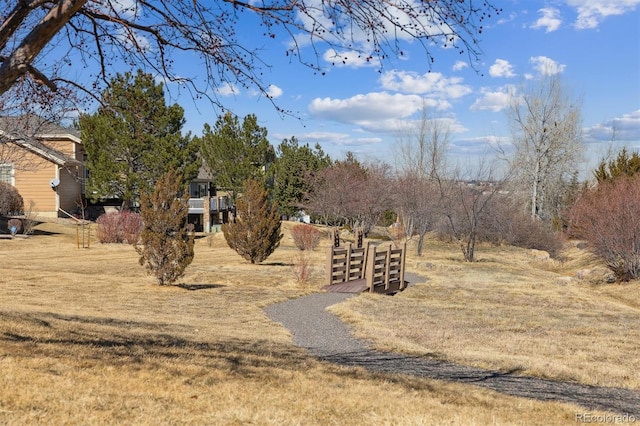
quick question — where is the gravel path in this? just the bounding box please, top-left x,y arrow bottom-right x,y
264,274 -> 640,416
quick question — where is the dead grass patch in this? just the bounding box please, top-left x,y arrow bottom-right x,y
0,222 -> 617,423
330,237 -> 640,390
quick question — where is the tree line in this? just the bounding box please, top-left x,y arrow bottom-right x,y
73,68 -> 640,284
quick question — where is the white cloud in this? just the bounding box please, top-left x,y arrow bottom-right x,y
452,61 -> 469,71
266,84 -> 283,99
583,110 -> 640,143
310,92 -> 424,122
530,56 -> 566,75
292,131 -> 382,148
531,8 -> 563,32
489,59 -> 516,78
566,0 -> 640,29
470,85 -> 518,112
216,82 -> 239,96
309,92 -> 454,133
379,70 -> 472,98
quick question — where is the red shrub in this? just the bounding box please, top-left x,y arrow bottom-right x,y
567,176 -> 640,281
291,223 -> 321,251
96,211 -> 143,244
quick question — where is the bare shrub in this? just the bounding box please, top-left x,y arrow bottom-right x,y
7,218 -> 21,235
291,252 -> 314,284
291,224 -> 321,251
96,211 -> 143,244
118,211 -> 143,244
95,212 -> 122,243
21,200 -> 38,235
567,176 -> 640,281
0,182 -> 23,216
478,197 -> 563,258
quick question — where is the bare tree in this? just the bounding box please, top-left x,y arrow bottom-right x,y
393,106 -> 451,255
506,74 -> 583,221
0,1 -> 500,104
437,159 -> 506,262
395,106 -> 451,180
392,172 -> 440,256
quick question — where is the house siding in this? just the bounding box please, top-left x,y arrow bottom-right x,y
58,166 -> 82,215
13,150 -> 58,216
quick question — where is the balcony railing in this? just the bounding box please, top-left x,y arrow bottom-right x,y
187,197 -> 231,214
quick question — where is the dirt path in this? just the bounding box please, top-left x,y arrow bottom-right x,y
264,276 -> 640,416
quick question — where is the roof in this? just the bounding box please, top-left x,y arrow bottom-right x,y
0,114 -> 81,143
0,114 -> 82,167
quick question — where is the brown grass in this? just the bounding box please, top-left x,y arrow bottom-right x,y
0,221 -> 614,424
330,236 -> 640,390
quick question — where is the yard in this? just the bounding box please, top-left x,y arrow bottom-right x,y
0,220 -> 634,424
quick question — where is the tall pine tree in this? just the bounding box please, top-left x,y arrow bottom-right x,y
198,112 -> 274,202
79,70 -> 199,208
271,137 -> 332,217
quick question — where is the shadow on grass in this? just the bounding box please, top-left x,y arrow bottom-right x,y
176,283 -> 225,291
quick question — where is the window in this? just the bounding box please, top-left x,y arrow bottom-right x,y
0,164 -> 13,185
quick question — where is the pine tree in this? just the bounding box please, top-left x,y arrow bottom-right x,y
79,69 -> 199,208
198,112 -> 274,203
222,178 -> 283,264
136,169 -> 195,285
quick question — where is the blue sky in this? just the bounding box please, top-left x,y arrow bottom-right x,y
168,0 -> 639,176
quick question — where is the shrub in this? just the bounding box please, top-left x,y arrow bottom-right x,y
95,211 -> 143,244
119,210 -> 144,244
567,176 -> 640,281
291,252 -> 314,284
0,182 -> 24,216
7,218 -> 22,235
477,199 -> 563,258
96,212 -> 121,243
223,178 -> 283,264
137,169 -> 194,285
291,223 -> 321,251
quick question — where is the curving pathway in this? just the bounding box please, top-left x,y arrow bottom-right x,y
264,273 -> 640,417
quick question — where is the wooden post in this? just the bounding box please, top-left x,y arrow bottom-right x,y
366,245 -> 375,292
345,243 -> 352,282
326,245 -> 334,286
384,244 -> 392,291
400,242 -> 406,290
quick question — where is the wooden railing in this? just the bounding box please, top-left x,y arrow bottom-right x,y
325,241 -> 407,294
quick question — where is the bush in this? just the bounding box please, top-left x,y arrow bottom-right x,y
478,200 -> 563,258
223,178 -> 282,264
96,211 -> 143,244
7,218 -> 22,235
291,223 -> 321,251
567,176 -> 640,281
137,169 -> 194,285
0,182 -> 24,216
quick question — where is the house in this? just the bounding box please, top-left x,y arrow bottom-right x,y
0,115 -> 85,218
0,114 -> 232,229
187,164 -> 233,232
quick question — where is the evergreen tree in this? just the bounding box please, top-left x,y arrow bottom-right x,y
222,178 -> 283,264
136,169 -> 195,285
594,148 -> 640,183
271,137 -> 332,217
198,112 -> 274,201
79,70 -> 199,208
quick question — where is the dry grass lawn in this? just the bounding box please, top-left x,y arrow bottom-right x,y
0,221 -> 623,424
330,235 -> 640,391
